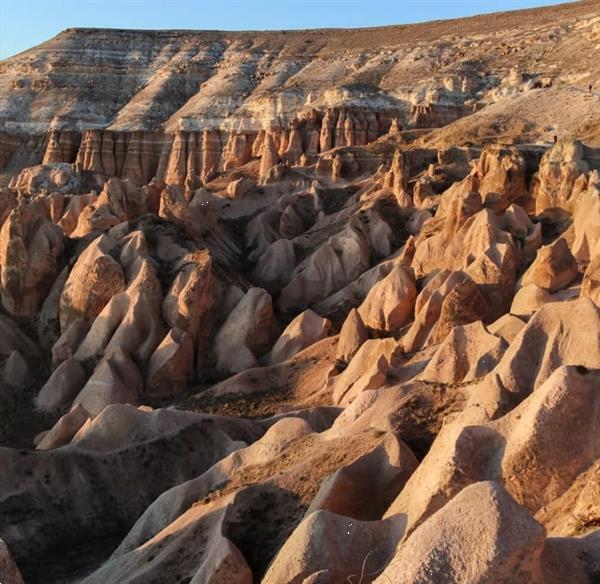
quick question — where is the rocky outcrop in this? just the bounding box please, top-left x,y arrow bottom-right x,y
336,308 -> 369,363
357,265 -> 416,332
378,482 -> 545,583
146,328 -> 194,395
59,234 -> 125,331
269,310 -> 331,364
73,347 -> 143,415
521,237 -> 579,293
215,287 -> 278,373
0,201 -> 65,316
35,358 -> 86,412
531,140 -> 600,214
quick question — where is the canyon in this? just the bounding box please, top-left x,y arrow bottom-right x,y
0,1 -> 600,583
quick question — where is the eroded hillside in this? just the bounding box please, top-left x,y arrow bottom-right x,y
0,2 -> 599,583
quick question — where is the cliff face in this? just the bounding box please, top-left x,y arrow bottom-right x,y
1,0 -> 598,135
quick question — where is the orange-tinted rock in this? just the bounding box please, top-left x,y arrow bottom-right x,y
0,201 -> 65,316
357,265 -> 417,332
36,403 -> 91,450
215,287 -> 278,373
521,237 -> 579,293
59,234 -> 126,331
146,328 -> 194,395
269,309 -> 331,364
336,308 -> 369,363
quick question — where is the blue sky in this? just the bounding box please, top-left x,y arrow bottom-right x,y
0,0 -> 573,60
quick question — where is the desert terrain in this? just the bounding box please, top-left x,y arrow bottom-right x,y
0,1 -> 600,582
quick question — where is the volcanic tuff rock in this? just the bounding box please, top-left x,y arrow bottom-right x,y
1,2 -> 600,583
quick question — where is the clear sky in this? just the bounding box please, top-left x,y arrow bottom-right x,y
0,0 -> 573,60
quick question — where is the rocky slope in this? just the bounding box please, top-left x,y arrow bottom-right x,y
0,2 -> 600,583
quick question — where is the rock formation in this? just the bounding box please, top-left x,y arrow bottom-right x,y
1,2 -> 600,582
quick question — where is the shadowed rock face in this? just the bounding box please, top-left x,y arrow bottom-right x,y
1,2 -> 600,583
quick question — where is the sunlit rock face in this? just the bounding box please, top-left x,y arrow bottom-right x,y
1,2 -> 600,583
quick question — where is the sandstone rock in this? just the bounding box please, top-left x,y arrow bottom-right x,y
475,144 -> 528,212
279,204 -> 304,239
0,404 -> 262,570
581,253 -> 600,306
0,201 -> 65,316
264,509 -> 400,584
270,310 -> 331,364
8,163 -> 80,196
72,348 -> 143,415
402,271 -> 489,353
226,177 -> 255,198
0,538 -> 24,584
387,365 -> 600,541
510,283 -> 555,317
259,132 -> 280,183
308,432 -> 418,520
377,482 -> 545,584
521,237 -> 579,293
418,321 -> 508,384
335,308 -> 368,363
35,357 -> 86,412
75,259 -> 165,365
531,140 -> 595,214
146,328 -> 194,395
57,193 -> 98,235
329,338 -> 397,405
357,265 -> 416,332
487,312 -> 526,343
253,239 -> 296,292
72,178 -> 145,237
279,227 -> 370,313
36,403 -> 91,450
2,350 -> 30,388
570,180 -> 600,263
59,234 -> 125,331
490,299 -> 600,401
215,287 -> 278,373
163,250 -> 216,358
